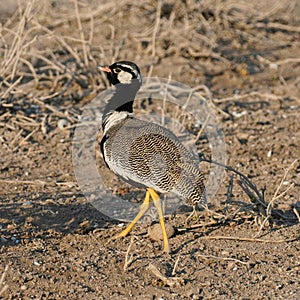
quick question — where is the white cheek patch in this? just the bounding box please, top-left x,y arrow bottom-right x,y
118,71 -> 133,84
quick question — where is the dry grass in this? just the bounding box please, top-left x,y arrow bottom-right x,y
1,0 -> 299,101
0,0 -> 299,218
0,265 -> 8,297
0,1 -> 299,298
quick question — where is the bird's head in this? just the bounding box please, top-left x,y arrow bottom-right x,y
99,61 -> 142,86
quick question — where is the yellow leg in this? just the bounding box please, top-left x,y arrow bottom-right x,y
118,189 -> 151,237
148,188 -> 170,253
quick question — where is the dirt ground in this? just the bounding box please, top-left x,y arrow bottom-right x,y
1,0 -> 300,299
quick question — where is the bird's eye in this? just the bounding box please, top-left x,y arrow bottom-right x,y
114,67 -> 122,73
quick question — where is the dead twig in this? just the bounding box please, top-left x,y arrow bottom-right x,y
213,92 -> 282,103
254,160 -> 297,235
225,174 -> 235,206
13,127 -> 39,152
268,160 -> 297,212
253,22 -> 300,33
32,97 -> 74,123
9,129 -> 24,148
197,254 -> 250,267
293,207 -> 300,223
200,156 -> 266,208
123,236 -> 136,271
1,76 -> 23,99
151,0 -> 162,58
0,0 -> 35,79
147,263 -> 184,287
199,235 -> 298,243
0,265 -> 9,297
0,179 -> 48,185
171,254 -> 181,276
32,20 -> 82,65
176,220 -> 219,232
194,115 -> 210,143
73,0 -> 89,67
202,156 -> 298,223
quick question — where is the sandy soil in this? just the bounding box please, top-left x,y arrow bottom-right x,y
0,1 -> 300,299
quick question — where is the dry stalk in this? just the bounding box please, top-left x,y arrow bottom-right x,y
51,2 -> 121,28
73,0 -> 89,67
214,91 -> 282,103
253,22 -> 300,33
268,159 -> 297,213
26,52 -> 65,73
0,179 -> 47,185
31,97 -> 75,123
201,156 -> 267,208
0,0 -> 35,78
112,32 -> 128,62
254,160 -> 298,235
200,235 -> 297,243
171,254 -> 181,276
293,207 -> 300,223
9,129 -> 24,148
176,220 -> 219,233
226,174 -> 235,204
161,74 -> 172,126
260,56 -> 300,68
151,0 -> 162,58
32,20 -> 81,65
0,265 -> 9,297
147,263 -> 184,287
123,236 -> 136,271
194,115 -> 210,143
203,155 -> 298,225
0,112 -> 11,121
1,76 -> 23,99
197,254 -> 250,267
13,127 -> 39,151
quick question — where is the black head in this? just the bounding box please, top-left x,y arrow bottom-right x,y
99,61 -> 142,86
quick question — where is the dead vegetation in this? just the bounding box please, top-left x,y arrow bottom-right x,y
0,0 -> 300,299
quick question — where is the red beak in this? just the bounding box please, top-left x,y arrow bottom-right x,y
99,66 -> 112,73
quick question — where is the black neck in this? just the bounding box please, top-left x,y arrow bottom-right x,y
102,80 -> 141,128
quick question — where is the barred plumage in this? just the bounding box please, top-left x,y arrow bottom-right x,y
99,61 -> 206,252
102,117 -> 206,206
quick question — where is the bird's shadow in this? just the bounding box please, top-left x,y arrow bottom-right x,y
0,192 -> 117,248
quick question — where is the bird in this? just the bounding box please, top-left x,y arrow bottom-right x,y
99,61 -> 206,252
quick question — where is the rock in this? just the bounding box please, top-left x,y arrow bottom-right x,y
148,223 -> 175,241
57,119 -> 70,129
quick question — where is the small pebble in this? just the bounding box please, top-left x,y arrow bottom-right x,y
7,224 -> 16,230
148,223 -> 175,241
22,201 -> 33,207
267,150 -> 272,157
79,220 -> 90,228
57,119 -> 70,129
11,236 -> 20,243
